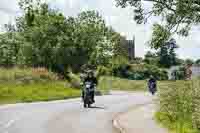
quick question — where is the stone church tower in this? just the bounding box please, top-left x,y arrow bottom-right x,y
126,36 -> 135,60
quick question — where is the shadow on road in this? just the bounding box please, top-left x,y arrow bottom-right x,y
88,106 -> 106,109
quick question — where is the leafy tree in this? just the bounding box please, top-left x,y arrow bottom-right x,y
157,38 -> 179,68
116,0 -> 200,37
185,59 -> 194,65
149,24 -> 172,49
115,0 -> 200,51
144,51 -> 159,65
0,0 -> 124,76
195,59 -> 200,65
0,23 -> 21,67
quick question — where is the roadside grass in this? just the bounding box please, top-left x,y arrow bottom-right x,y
98,76 -> 180,92
98,76 -> 147,91
0,74 -> 148,105
0,67 -> 81,105
155,79 -> 200,133
0,67 -> 57,82
155,112 -> 199,133
0,81 -> 80,104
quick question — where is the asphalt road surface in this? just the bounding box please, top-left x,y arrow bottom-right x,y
0,91 -> 153,133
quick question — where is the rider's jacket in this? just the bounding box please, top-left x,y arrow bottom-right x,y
148,78 -> 157,88
83,77 -> 98,89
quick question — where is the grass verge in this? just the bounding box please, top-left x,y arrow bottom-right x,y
155,80 -> 200,133
0,81 -> 80,105
98,76 -> 147,91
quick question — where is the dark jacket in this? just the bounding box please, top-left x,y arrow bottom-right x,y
83,77 -> 98,85
148,78 -> 157,88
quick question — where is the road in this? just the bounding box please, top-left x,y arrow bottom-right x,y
0,91 -> 153,133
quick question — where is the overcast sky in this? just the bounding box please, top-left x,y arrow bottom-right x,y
0,0 -> 200,60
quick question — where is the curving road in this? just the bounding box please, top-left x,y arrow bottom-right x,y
0,91 -> 153,133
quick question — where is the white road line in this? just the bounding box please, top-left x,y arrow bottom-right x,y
4,119 -> 18,129
2,109 -> 51,133
2,112 -> 30,133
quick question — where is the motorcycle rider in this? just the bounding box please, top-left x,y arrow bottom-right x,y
148,75 -> 157,95
82,71 -> 98,103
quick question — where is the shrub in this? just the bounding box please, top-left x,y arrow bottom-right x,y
0,67 -> 58,84
96,66 -> 111,78
156,80 -> 200,132
192,80 -> 200,129
113,63 -> 168,80
68,72 -> 81,89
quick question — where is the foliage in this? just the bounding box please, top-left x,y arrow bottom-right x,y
116,0 -> 200,37
96,66 -> 112,78
156,80 -> 200,133
0,0 -> 125,75
68,72 -> 81,89
98,76 -> 147,91
185,59 -> 194,65
130,57 -> 144,64
171,66 -> 186,80
150,24 -> 172,49
144,51 -> 159,66
145,38 -> 180,68
158,39 -> 178,68
0,67 -> 57,83
113,63 -> 168,80
195,59 -> 200,65
0,81 -> 80,104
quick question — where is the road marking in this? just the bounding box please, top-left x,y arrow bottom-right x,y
4,119 -> 18,129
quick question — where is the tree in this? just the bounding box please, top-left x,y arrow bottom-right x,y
144,51 -> 159,65
1,0 -> 123,75
116,0 -> 200,51
185,59 -> 194,65
157,38 -> 179,68
116,0 -> 200,37
196,59 -> 200,65
0,22 -> 21,67
0,0 -> 122,71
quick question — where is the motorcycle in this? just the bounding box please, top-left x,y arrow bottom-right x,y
148,82 -> 157,95
83,81 -> 95,108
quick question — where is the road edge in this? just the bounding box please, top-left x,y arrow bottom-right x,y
112,115 -> 126,133
112,102 -> 154,133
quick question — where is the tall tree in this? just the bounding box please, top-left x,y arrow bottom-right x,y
157,38 -> 179,68
116,0 -> 200,49
196,59 -> 200,65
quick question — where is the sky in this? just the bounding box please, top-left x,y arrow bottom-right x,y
0,0 -> 200,60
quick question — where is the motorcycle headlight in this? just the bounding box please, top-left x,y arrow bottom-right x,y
86,85 -> 90,88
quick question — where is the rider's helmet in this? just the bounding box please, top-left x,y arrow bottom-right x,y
87,70 -> 94,78
150,75 -> 154,79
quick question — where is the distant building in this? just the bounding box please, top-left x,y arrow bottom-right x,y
125,36 -> 135,60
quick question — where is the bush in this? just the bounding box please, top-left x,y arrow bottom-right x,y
0,67 -> 58,83
156,80 -> 200,132
68,72 -> 81,89
113,63 -> 168,80
96,66 -> 111,78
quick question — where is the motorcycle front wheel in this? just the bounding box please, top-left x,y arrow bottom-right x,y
84,101 -> 87,108
88,103 -> 91,108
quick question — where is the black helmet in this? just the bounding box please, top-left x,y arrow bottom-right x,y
85,70 -> 94,77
